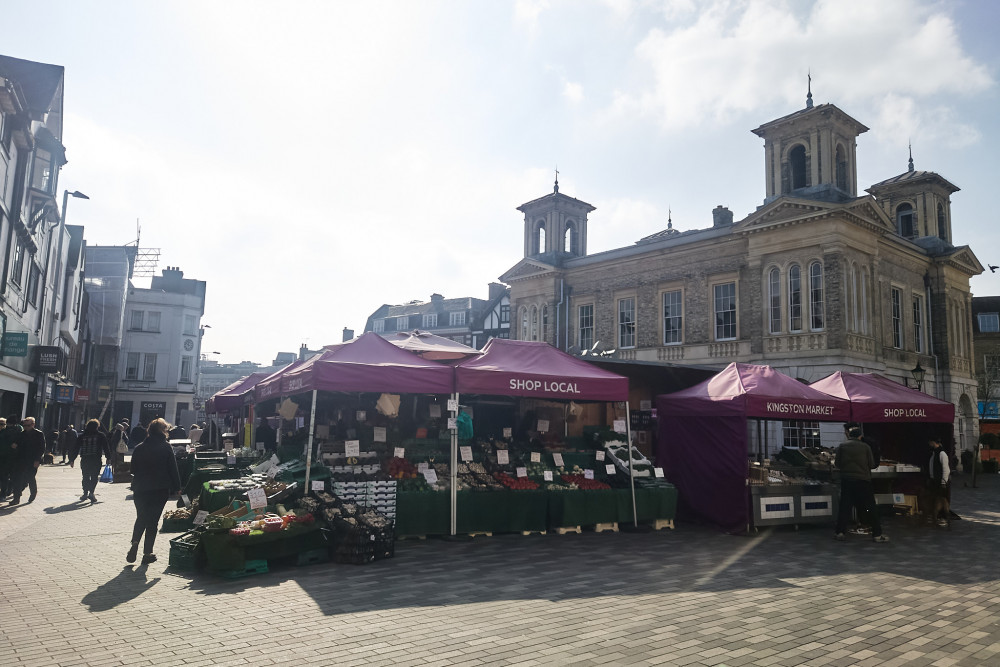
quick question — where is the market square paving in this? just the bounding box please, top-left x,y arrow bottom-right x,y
2,464 -> 1000,667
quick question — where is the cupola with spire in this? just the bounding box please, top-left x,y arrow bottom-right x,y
517,169 -> 595,261
866,145 -> 959,243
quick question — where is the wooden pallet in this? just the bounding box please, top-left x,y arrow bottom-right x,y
396,534 -> 427,541
467,532 -> 493,538
652,518 -> 675,530
553,526 -> 581,535
593,522 -> 619,533
521,530 -> 547,536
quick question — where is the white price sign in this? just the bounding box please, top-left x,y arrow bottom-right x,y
640,400 -> 652,411
344,440 -> 361,457
447,417 -> 457,430
543,471 -> 553,482
422,468 -> 438,484
267,467 -> 278,479
224,441 -> 234,451
247,487 -> 267,509
530,452 -> 541,463
654,467 -> 664,478
537,419 -> 549,433
418,462 -> 429,471
516,467 -> 527,478
373,427 -> 386,443
605,464 -> 616,475
496,449 -> 509,465
447,399 -> 459,412
595,450 -> 605,461
584,469 -> 595,480
227,456 -> 236,465
460,446 -> 473,462
502,427 -> 512,439
613,419 -> 627,434
394,447 -> 405,459
552,453 -> 564,467
270,454 -> 280,465
356,410 -> 366,422
193,510 -> 209,526
311,480 -> 325,491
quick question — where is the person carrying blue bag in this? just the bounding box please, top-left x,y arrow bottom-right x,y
69,419 -> 113,504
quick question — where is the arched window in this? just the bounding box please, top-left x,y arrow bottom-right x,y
535,222 -> 546,255
564,222 -> 576,254
937,203 -> 947,241
896,203 -> 915,238
835,144 -> 848,191
542,305 -> 549,342
788,264 -> 802,332
520,307 -> 529,340
790,145 -> 808,190
809,262 -> 824,330
530,305 -> 538,341
768,268 -> 781,333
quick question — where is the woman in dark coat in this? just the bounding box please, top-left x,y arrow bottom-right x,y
127,418 -> 181,564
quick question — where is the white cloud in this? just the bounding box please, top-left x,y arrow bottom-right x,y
563,80 -> 584,104
514,0 -> 551,31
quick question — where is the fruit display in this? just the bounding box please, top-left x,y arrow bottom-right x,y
386,456 -> 419,479
208,473 -> 270,492
560,474 -> 611,490
494,471 -> 539,490
163,496 -> 200,521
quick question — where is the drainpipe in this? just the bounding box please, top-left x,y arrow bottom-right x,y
924,272 -> 941,400
555,279 -> 564,350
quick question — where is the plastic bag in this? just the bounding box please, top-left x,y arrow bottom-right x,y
99,464 -> 113,483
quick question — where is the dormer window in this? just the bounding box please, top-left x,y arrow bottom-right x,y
978,313 -> 999,333
937,203 -> 947,241
896,203 -> 915,238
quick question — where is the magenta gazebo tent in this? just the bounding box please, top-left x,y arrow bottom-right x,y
206,372 -> 269,414
385,330 -> 482,361
656,362 -> 851,533
252,359 -> 306,404
455,339 -> 628,401
809,372 -> 955,423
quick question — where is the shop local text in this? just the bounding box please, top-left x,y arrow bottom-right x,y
510,379 -> 581,394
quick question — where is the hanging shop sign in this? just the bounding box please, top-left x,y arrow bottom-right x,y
54,385 -> 75,403
34,346 -> 62,372
75,389 -> 91,403
2,332 -> 28,357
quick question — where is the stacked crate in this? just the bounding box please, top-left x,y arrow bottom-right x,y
331,480 -> 397,520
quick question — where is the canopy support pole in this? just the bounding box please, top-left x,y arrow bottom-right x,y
304,390 -> 317,492
626,401 -> 637,526
450,392 -> 459,536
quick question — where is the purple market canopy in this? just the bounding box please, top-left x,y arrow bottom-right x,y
251,359 -> 306,403
810,371 -> 955,423
275,331 -> 454,396
657,362 -> 851,421
385,330 -> 482,361
455,339 -> 628,401
206,372 -> 269,414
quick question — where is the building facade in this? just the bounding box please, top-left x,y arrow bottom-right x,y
0,55 -> 87,427
114,267 -> 206,428
364,283 -> 511,349
501,97 -> 983,452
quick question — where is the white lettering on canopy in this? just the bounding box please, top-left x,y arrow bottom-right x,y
509,379 -> 581,394
883,408 -> 928,418
765,402 -> 836,416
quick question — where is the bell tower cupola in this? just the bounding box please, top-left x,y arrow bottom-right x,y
752,77 -> 869,204
517,171 -> 596,261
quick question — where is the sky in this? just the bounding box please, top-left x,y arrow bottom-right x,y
3,0 -> 1000,365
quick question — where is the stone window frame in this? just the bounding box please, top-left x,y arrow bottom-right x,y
766,266 -> 782,334
788,263 -> 803,332
660,284 -> 684,345
709,273 -> 740,342
616,292 -> 637,350
808,260 -> 825,332
890,285 -> 904,349
911,292 -> 925,354
895,202 -> 916,238
577,302 -> 595,351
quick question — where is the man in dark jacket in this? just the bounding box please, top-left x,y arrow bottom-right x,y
0,416 -> 15,499
58,425 -> 78,464
11,417 -> 46,504
834,423 -> 887,543
69,419 -> 114,503
128,418 -> 181,563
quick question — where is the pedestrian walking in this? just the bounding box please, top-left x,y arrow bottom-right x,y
926,436 -> 951,527
68,419 -> 113,503
0,417 -> 11,499
58,425 -> 77,464
834,422 -> 888,543
127,418 -> 181,564
109,422 -> 129,474
11,417 -> 46,504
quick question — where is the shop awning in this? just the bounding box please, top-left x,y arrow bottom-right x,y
810,371 -> 955,423
252,359 -> 306,403
385,330 -> 482,361
455,339 -> 628,401
278,331 -> 454,396
207,372 -> 269,414
657,362 -> 851,421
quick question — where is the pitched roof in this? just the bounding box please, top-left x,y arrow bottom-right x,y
0,55 -> 64,115
867,169 -> 959,193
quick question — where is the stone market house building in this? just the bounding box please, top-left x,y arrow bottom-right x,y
501,95 -> 983,452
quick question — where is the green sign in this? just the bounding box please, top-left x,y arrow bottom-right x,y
1,332 -> 28,357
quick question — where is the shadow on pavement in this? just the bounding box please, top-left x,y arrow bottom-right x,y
44,501 -> 90,514
174,472 -> 1000,615
81,565 -> 160,611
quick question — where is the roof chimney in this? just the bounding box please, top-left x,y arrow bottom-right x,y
712,205 -> 734,227
342,327 -> 354,342
430,293 -> 444,302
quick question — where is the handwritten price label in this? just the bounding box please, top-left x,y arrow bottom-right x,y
497,450 -> 509,465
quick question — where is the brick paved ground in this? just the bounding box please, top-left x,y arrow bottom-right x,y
1,463 -> 999,666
